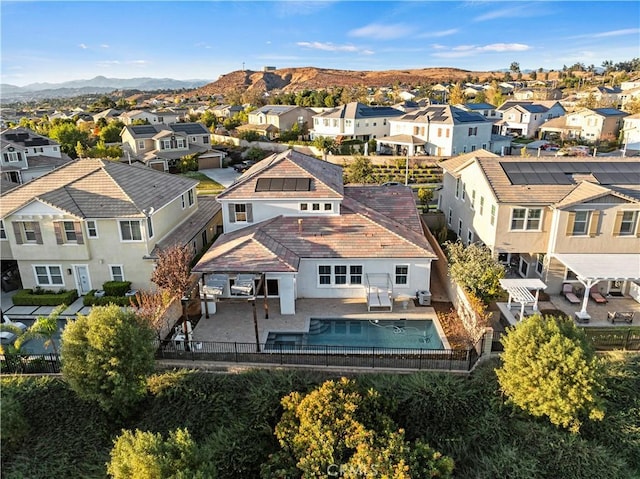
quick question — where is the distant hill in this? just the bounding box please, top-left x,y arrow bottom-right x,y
1,76 -> 211,102
193,66 -> 502,97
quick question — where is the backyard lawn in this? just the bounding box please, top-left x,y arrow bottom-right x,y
180,171 -> 224,195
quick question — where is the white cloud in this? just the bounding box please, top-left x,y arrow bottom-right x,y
78,43 -> 88,49
97,60 -> 121,66
473,5 -> 541,22
349,23 -> 412,40
433,42 -> 531,58
128,60 -> 149,65
570,28 -> 640,39
297,41 -> 371,54
100,44 -> 109,49
417,28 -> 459,39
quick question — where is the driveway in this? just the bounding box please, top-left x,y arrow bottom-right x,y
199,167 -> 240,187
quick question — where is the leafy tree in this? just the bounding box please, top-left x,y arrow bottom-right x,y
60,304 -> 156,416
131,118 -> 150,126
107,428 -> 214,479
99,122 -> 125,143
445,241 -> 505,302
496,315 -> 605,433
471,90 -> 486,104
345,156 -> 375,184
510,62 -> 521,74
131,290 -> 172,340
245,147 -> 268,162
48,122 -> 90,158
448,83 -> 465,105
266,377 -> 453,478
15,304 -> 65,355
177,153 -> 199,173
529,70 -> 537,80
312,135 -> 336,160
623,97 -> 640,114
238,130 -> 261,141
417,188 -> 433,210
200,111 -> 217,128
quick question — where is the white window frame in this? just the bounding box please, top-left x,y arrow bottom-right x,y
536,254 -> 545,276
4,151 -> 22,163
490,205 -> 496,226
467,229 -> 474,244
572,210 -> 591,236
479,197 -> 485,216
455,178 -> 461,199
33,265 -> 64,286
22,222 -> 37,243
119,220 -> 143,242
461,183 -> 466,201
187,189 -> 194,207
318,265 -> 332,286
510,207 -> 542,231
470,190 -> 476,210
447,208 -> 452,226
0,220 -> 5,240
457,219 -> 463,238
62,221 -> 77,242
394,264 -> 409,285
519,258 -> 529,277
318,264 -> 364,287
109,264 -> 125,282
619,211 -> 638,236
137,140 -> 145,150
300,203 -> 308,212
234,203 -> 247,222
146,216 -> 154,238
86,220 -> 98,238
181,194 -> 186,209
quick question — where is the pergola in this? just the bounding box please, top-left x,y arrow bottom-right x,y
499,278 -> 547,321
378,134 -> 426,156
552,254 -> 640,321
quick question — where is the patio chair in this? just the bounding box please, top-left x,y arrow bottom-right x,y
589,285 -> 607,304
2,314 -> 27,332
562,284 -> 580,304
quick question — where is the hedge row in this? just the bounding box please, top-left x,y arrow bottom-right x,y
12,289 -> 78,306
83,290 -> 137,307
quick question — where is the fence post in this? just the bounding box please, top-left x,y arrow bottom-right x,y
419,349 -> 423,370
371,347 -> 375,368
325,345 -> 329,367
234,342 -> 238,363
279,343 -> 283,365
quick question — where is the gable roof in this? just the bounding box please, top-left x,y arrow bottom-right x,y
440,149 -> 497,175
251,105 -> 300,116
554,181 -> 638,209
1,127 -> 60,149
1,159 -> 197,218
315,102 -> 403,120
395,105 -> 489,125
217,150 -> 344,200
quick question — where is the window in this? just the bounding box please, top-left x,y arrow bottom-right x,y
470,191 -> 476,209
3,151 -> 22,163
536,254 -> 545,276
437,128 -> 442,137
468,127 -> 478,136
203,136 -> 209,144
312,203 -> 320,211
0,220 -> 5,240
455,178 -> 461,198
345,119 -> 352,127
63,221 -> 77,242
34,265 -> 63,286
188,189 -> 194,206
300,203 -> 308,211
565,269 -> 578,281
395,265 -> 409,285
86,220 -> 98,238
446,129 -> 450,138
319,265 -> 331,285
479,196 -> 484,215
490,205 -> 496,225
350,265 -> 362,284
572,210 -> 590,235
119,220 -> 142,241
510,208 -> 542,231
177,139 -> 186,148
146,216 -> 154,238
519,259 -> 529,277
324,203 -> 332,211
234,204 -> 247,222
335,265 -> 347,285
181,194 -> 186,209
618,211 -> 638,236
110,265 -> 124,282
448,208 -> 452,226
22,222 -> 38,243
461,184 -> 466,201
467,229 -> 474,244
457,219 -> 463,237
137,140 -> 145,150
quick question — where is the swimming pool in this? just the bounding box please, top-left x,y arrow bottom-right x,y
11,319 -> 65,355
266,318 -> 444,350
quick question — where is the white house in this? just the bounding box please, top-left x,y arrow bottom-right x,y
193,150 -> 437,315
382,105 -> 501,156
311,102 -> 404,142
622,113 -> 640,153
119,109 -> 182,125
495,101 -> 566,138
1,128 -> 72,184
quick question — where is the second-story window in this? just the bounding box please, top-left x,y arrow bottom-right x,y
146,216 -> 154,238
234,204 -> 247,222
572,211 -> 590,236
86,220 -> 98,238
63,221 -> 77,242
510,208 -> 542,231
188,189 -> 194,207
490,205 -> 496,225
137,140 -> 145,150
3,151 -> 23,163
0,220 -> 5,240
615,211 -> 639,236
119,220 -> 142,241
479,197 -> 485,215
455,178 -> 461,198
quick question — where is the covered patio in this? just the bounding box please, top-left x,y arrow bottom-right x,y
552,253 -> 640,322
377,134 -> 426,156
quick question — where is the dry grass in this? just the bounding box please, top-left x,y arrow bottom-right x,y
432,301 -> 474,350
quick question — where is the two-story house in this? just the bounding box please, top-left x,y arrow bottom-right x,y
456,102 -> 499,121
241,105 -> 315,140
120,122 -> 224,170
1,128 -> 72,185
210,104 -> 244,122
495,101 -> 566,138
310,102 -> 404,142
193,150 -> 437,315
539,108 -> 628,143
119,109 -> 182,126
439,154 -> 640,318
382,105 -> 506,156
622,113 -> 640,154
0,159 -> 221,294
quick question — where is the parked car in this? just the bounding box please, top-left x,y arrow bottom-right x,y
233,160 -> 257,173
541,143 -> 560,151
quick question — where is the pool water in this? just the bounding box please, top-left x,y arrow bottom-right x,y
266,318 -> 444,350
11,319 -> 65,355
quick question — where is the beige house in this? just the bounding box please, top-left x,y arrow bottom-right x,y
246,105 -> 315,139
439,153 -> 640,319
1,159 -> 221,295
540,108 -> 628,143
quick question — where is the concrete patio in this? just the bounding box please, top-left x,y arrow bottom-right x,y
190,296 -> 447,347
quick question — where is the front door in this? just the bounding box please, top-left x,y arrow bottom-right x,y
74,265 -> 91,295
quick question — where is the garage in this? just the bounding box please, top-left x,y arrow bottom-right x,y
198,151 -> 225,169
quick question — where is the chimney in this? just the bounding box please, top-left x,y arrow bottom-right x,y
298,218 -> 303,233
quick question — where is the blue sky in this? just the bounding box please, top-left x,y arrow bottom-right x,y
1,1 -> 639,86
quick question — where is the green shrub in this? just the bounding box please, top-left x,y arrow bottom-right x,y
12,289 -> 78,306
102,281 -> 132,297
83,290 -> 136,307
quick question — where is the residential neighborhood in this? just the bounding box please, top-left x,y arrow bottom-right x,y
1,1 -> 640,474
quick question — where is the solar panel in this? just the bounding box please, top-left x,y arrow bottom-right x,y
255,177 -> 311,192
593,172 -> 639,185
171,123 -> 207,134
131,125 -> 157,135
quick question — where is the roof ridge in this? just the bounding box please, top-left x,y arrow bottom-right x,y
97,160 -> 141,213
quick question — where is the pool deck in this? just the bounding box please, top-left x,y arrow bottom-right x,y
191,297 -> 448,348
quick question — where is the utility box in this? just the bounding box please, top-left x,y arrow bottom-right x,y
417,290 -> 431,306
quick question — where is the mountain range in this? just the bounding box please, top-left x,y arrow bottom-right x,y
0,76 -> 211,102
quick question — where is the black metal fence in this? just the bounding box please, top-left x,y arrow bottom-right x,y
1,354 -> 61,374
154,339 -> 482,372
490,327 -> 640,353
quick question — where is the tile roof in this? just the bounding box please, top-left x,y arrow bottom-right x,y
473,156 -> 640,205
1,127 -> 60,148
395,105 -> 488,125
218,150 -> 344,200
440,149 -> 497,175
194,184 -> 436,273
315,102 -> 403,120
151,196 -> 221,257
1,159 -> 197,218
554,181 -> 638,209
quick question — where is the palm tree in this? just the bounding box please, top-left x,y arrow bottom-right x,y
14,305 -> 66,355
